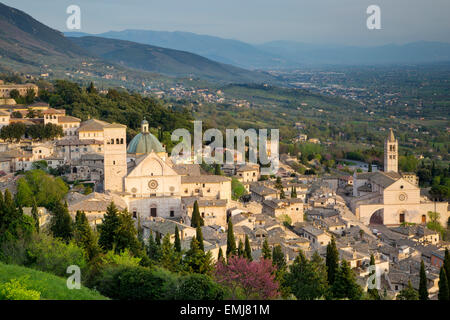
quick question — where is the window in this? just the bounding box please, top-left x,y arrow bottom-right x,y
170,210 -> 174,217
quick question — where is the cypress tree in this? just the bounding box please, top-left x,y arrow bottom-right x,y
286,250 -> 328,300
160,233 -> 181,272
262,238 -> 271,260
86,82 -> 97,94
137,214 -> 144,246
184,236 -> 213,274
31,197 -> 39,233
196,225 -> 204,252
0,191 -> 4,228
419,260 -> 429,300
191,201 -> 204,227
3,189 -> 15,222
147,231 -> 161,262
174,225 -> 181,252
326,237 -> 339,285
98,202 -> 120,251
244,234 -> 252,261
291,187 -> 297,198
438,266 -> 449,300
155,232 -> 161,246
272,245 -> 286,271
214,163 -> 222,175
226,219 -> 236,257
115,209 -> 141,256
332,260 -> 363,300
444,248 -> 450,291
237,239 -> 244,257
50,200 -> 73,242
74,211 -> 99,260
218,247 -> 224,262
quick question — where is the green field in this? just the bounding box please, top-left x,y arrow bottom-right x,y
0,263 -> 107,300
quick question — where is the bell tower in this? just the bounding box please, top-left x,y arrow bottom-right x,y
384,128 -> 398,173
103,123 -> 127,193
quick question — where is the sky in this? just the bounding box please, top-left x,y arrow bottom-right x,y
2,0 -> 450,46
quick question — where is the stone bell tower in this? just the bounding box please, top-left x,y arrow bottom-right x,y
103,123 -> 127,193
384,128 -> 398,173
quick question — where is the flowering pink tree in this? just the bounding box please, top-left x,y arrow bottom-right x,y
214,256 -> 280,300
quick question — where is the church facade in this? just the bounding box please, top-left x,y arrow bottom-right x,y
351,129 -> 448,227
102,119 -> 231,227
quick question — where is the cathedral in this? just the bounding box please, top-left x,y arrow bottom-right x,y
350,129 -> 448,226
102,119 -> 231,226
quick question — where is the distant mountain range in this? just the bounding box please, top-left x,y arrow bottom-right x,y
67,30 -> 450,69
2,0 -> 449,85
68,36 -> 274,83
0,2 -> 272,83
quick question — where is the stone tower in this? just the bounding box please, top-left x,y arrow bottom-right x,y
103,123 -> 127,193
384,128 -> 398,173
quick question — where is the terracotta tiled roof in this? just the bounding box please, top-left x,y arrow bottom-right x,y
77,119 -> 109,132
58,115 -> 80,123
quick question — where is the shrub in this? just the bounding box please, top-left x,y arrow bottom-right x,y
95,265 -> 179,300
231,178 -> 248,201
0,278 -> 40,300
176,273 -> 225,300
25,234 -> 87,277
215,256 -> 280,299
101,249 -> 141,267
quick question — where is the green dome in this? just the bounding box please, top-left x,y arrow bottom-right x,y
127,132 -> 165,154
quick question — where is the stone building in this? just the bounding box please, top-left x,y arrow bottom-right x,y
262,198 -> 304,224
351,130 -> 448,226
0,83 -> 38,98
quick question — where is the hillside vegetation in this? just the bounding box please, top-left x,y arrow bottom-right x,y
0,263 -> 107,300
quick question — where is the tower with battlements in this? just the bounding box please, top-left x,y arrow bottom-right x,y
103,123 -> 127,193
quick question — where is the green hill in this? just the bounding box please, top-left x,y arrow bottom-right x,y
0,2 -> 91,66
0,2 -> 274,84
0,263 -> 107,300
68,36 -> 275,83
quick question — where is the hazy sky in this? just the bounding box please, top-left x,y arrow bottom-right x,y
3,0 -> 450,46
